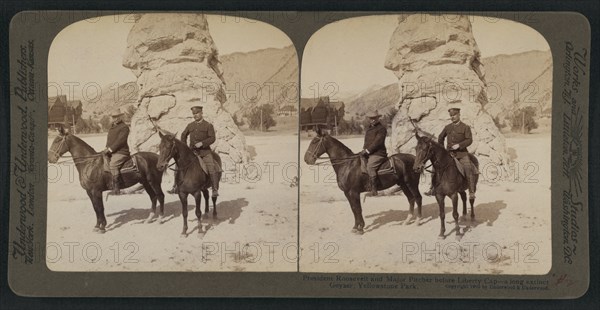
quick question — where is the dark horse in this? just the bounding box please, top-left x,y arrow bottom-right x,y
413,132 -> 479,240
48,126 -> 165,233
304,127 -> 422,234
156,131 -> 220,237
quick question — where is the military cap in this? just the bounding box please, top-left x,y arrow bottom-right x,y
190,106 -> 203,112
448,108 -> 461,115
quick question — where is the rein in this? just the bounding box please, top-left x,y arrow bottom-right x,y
309,135 -> 360,166
50,135 -> 103,164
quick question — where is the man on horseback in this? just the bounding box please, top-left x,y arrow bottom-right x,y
425,108 -> 477,198
102,108 -> 130,195
180,106 -> 221,197
359,110 -> 387,196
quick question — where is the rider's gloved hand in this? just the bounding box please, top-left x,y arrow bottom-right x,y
195,142 -> 203,148
451,144 -> 459,150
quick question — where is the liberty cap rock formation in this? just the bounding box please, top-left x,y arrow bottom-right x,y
384,14 -> 510,171
123,13 -> 247,170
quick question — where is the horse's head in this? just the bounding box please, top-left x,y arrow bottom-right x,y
156,130 -> 178,172
304,126 -> 328,165
413,132 -> 434,173
48,126 -> 70,163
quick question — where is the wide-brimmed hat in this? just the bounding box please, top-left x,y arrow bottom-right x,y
111,108 -> 124,117
366,110 -> 382,118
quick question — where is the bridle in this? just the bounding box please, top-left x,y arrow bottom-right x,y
307,135 -> 361,166
416,138 -> 448,174
48,134 -> 102,164
48,134 -> 68,159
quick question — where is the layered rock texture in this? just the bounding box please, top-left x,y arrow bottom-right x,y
123,13 -> 247,169
384,14 -> 509,169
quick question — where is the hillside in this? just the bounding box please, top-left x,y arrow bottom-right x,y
220,45 -> 299,116
81,45 -> 298,119
343,50 -> 552,121
482,50 -> 552,119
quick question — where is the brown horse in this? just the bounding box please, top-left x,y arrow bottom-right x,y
156,131 -> 220,237
304,127 -> 423,234
413,132 -> 479,240
47,127 -> 165,233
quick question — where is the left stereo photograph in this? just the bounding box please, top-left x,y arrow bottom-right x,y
45,13 -> 299,272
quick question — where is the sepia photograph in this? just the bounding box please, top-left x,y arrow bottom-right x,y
46,13 -> 299,272
300,14 -> 552,274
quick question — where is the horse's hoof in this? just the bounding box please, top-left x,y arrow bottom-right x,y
351,229 -> 364,235
438,235 -> 446,240
180,233 -> 187,238
93,227 -> 99,232
95,229 -> 106,234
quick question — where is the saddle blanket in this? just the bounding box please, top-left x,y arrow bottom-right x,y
360,157 -> 397,176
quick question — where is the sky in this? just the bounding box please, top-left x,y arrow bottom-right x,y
48,14 -> 293,100
48,13 -> 550,100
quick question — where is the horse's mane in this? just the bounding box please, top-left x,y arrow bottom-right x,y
66,133 -> 98,154
323,134 -> 355,155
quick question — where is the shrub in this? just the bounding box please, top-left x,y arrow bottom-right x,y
247,104 -> 277,131
510,107 -> 538,133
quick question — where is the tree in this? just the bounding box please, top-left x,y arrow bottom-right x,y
510,106 -> 538,134
247,104 -> 277,131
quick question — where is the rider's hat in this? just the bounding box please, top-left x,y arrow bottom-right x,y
190,106 -> 203,112
448,107 -> 461,115
366,110 -> 382,118
111,108 -> 124,117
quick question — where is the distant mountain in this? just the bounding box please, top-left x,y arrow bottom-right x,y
83,81 -> 139,119
220,45 -> 298,115
82,45 -> 298,118
343,50 -> 552,121
482,50 -> 552,119
346,83 -> 400,117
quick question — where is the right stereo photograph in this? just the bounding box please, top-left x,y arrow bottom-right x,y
300,14 -> 552,274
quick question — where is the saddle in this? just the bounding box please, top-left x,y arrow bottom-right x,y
103,155 -> 138,174
450,153 -> 479,178
194,151 -> 223,175
360,156 -> 397,176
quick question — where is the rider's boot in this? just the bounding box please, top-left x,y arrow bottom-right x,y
210,173 -> 219,197
369,176 -> 378,196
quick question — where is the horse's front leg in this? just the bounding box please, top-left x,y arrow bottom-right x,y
203,189 -> 210,215
178,191 -> 189,237
193,191 -> 203,234
344,191 -> 364,234
451,193 -> 461,240
459,191 -> 467,221
87,191 -> 105,233
435,193 -> 446,239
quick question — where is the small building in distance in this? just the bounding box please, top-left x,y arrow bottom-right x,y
48,95 -> 82,130
300,96 -> 345,131
277,105 -> 298,117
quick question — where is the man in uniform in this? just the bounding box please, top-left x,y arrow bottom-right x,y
103,108 -> 130,195
359,110 -> 387,196
425,107 -> 477,198
180,106 -> 220,197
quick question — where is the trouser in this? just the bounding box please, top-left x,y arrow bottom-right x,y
107,153 -> 129,181
457,155 -> 478,198
196,150 -> 222,192
366,154 -> 386,178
